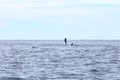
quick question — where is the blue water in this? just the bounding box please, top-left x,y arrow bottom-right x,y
0,40 -> 120,80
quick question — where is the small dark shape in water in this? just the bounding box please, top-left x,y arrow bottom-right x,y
32,46 -> 37,48
71,43 -> 73,46
90,69 -> 98,72
0,77 -> 25,80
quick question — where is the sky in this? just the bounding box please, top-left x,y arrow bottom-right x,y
0,0 -> 120,40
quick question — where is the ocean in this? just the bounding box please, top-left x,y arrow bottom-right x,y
0,40 -> 120,80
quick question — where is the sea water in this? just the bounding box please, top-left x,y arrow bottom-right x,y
0,40 -> 120,80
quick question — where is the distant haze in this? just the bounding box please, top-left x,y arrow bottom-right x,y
0,0 -> 120,40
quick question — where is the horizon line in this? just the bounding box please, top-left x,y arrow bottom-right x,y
0,39 -> 120,41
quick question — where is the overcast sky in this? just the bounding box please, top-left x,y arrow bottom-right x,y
0,0 -> 120,40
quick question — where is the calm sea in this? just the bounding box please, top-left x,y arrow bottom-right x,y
0,40 -> 120,80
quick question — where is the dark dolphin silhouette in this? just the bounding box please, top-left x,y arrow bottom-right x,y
71,43 -> 73,46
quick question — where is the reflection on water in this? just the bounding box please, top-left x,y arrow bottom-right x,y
0,40 -> 120,80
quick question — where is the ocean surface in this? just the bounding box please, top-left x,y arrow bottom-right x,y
0,40 -> 120,80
